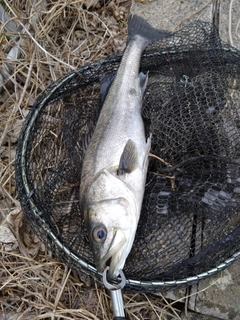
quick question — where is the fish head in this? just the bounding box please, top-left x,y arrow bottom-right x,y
86,198 -> 135,278
83,170 -> 137,279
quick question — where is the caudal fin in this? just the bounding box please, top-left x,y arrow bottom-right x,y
127,14 -> 171,46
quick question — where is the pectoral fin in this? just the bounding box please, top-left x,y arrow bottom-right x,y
117,139 -> 138,175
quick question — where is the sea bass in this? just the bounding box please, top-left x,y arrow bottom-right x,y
80,15 -> 169,279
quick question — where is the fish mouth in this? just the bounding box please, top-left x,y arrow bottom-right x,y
97,229 -> 126,278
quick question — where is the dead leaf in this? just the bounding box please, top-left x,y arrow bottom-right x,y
0,208 -> 22,251
5,207 -> 23,230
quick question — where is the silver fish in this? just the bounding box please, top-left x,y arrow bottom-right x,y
80,15 -> 169,279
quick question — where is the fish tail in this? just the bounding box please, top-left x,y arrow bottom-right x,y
127,14 -> 171,47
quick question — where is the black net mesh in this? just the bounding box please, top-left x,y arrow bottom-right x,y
15,21 -> 240,292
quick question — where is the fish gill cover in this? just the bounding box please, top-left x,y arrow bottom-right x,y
15,20 -> 240,292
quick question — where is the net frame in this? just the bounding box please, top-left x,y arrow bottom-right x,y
15,20 -> 240,292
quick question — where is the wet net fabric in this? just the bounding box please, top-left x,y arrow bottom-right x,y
15,21 -> 240,292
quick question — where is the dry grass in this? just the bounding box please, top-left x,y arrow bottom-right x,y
0,0 -> 239,319
0,254 -> 183,320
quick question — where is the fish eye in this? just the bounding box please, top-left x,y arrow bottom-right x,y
92,224 -> 107,243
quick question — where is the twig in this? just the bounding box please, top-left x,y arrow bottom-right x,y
236,17 -> 240,39
228,0 -> 234,46
148,152 -> 173,168
52,267 -> 71,319
0,186 -> 20,206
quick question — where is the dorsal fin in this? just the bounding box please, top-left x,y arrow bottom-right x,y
117,139 -> 138,175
